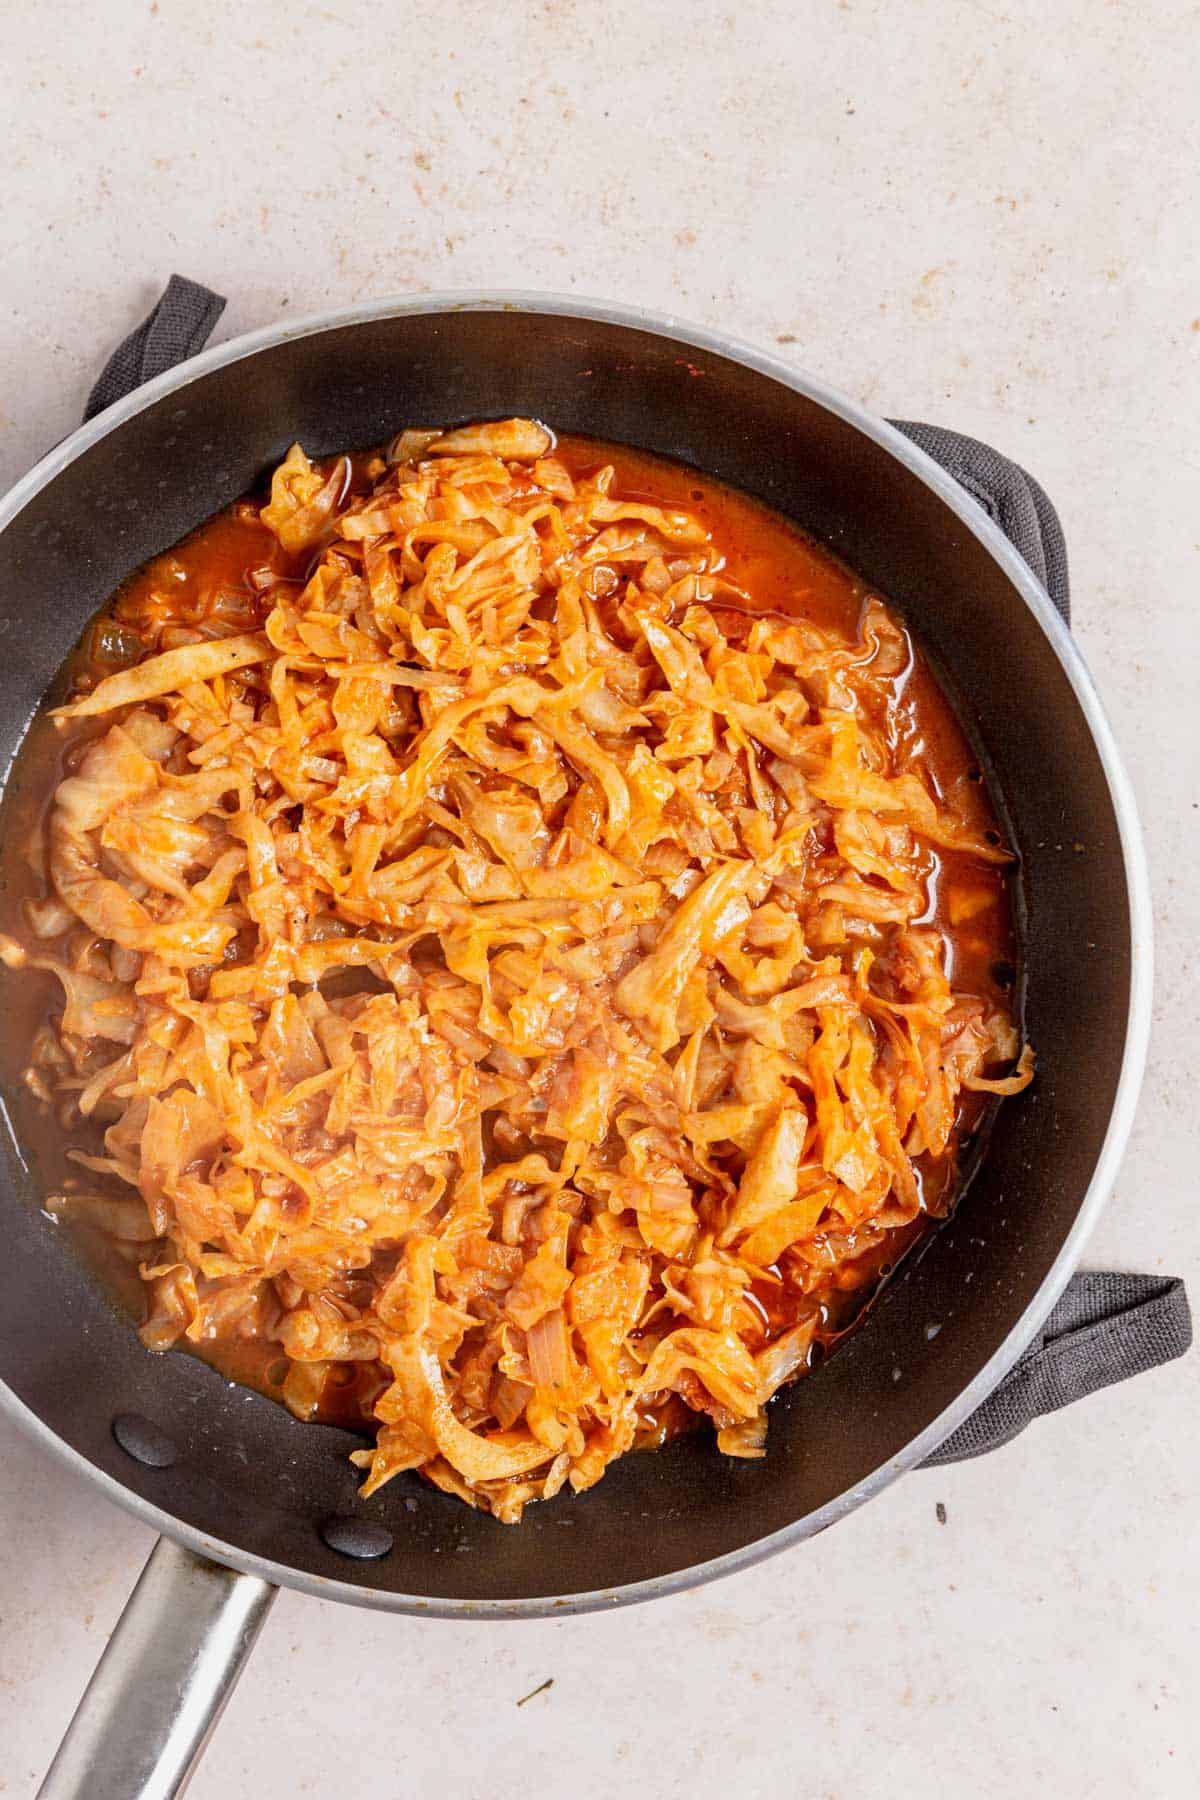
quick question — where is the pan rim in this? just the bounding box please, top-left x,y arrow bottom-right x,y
0,288 -> 1153,1617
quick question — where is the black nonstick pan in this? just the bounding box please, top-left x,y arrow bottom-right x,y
0,295 -> 1151,1797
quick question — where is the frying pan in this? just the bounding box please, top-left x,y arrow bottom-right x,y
0,294 -> 1151,1797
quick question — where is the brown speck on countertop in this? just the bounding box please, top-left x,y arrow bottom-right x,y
912,265 -> 949,317
936,1502 -> 948,1525
516,1677 -> 554,1707
776,333 -> 797,343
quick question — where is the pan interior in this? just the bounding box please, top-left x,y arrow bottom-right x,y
0,304 -> 1133,1606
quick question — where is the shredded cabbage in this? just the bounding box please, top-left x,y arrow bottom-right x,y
7,417 -> 1032,1520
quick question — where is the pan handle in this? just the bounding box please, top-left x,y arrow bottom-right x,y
38,1535 -> 277,1800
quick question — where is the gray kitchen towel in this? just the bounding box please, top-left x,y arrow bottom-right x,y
83,276 -> 226,421
82,278 -> 1191,1466
920,1273 -> 1189,1466
891,420 -> 1071,623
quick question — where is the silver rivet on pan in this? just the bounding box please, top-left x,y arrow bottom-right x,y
319,1517 -> 393,1559
111,1413 -> 179,1468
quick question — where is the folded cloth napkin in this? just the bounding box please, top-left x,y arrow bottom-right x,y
80,278 -> 1191,1466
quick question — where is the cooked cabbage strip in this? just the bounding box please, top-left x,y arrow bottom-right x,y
58,634 -> 272,719
9,417 -> 1032,1522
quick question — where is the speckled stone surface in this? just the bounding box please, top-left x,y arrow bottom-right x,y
1,3 -> 1197,1794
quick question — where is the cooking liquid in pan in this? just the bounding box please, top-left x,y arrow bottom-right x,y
0,434 -> 1020,1465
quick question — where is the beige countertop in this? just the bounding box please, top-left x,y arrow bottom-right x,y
1,2 -> 1196,1794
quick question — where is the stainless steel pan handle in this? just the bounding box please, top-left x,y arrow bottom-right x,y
38,1536 -> 276,1799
